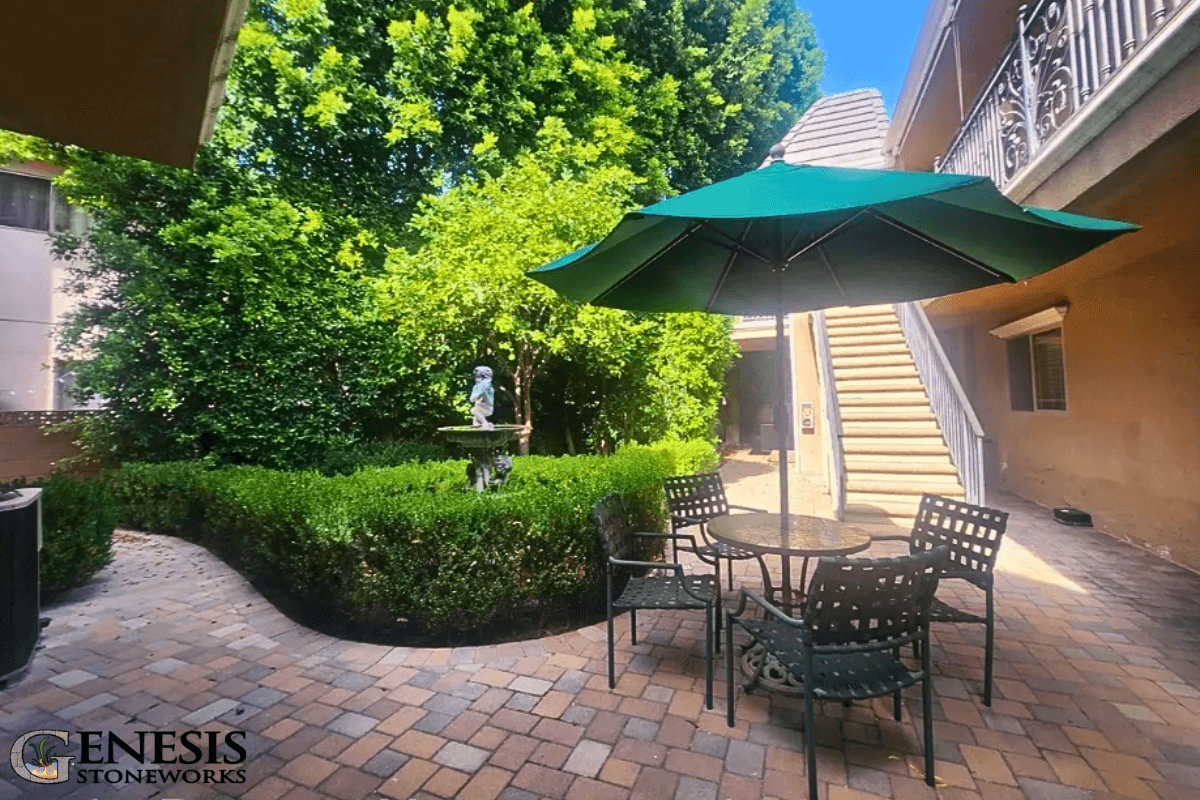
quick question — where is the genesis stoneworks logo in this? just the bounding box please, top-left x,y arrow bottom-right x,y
10,728 -> 247,787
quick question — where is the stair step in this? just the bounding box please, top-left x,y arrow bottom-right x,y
827,323 -> 903,337
842,422 -> 944,435
825,303 -> 895,316
832,354 -> 914,368
844,507 -> 918,529
826,333 -> 906,347
829,342 -> 911,357
833,365 -> 919,380
825,313 -> 896,328
844,457 -> 959,474
838,393 -> 930,406
844,493 -> 926,516
847,479 -> 964,497
842,441 -> 951,456
840,409 -> 937,422
836,381 -> 927,396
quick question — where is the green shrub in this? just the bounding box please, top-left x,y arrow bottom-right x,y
35,475 -> 118,593
103,439 -> 718,630
315,440 -> 448,476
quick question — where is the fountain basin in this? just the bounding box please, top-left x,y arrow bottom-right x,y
438,425 -> 524,491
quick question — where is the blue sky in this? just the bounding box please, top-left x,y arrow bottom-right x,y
799,0 -> 930,114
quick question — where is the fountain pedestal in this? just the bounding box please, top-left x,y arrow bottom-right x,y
438,425 -> 523,491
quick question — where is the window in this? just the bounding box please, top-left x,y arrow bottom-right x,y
53,361 -> 103,411
0,171 -> 51,230
0,170 -> 90,233
1006,327 -> 1066,411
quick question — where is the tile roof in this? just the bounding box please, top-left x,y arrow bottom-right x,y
768,88 -> 891,169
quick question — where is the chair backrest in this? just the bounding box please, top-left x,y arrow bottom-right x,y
803,547 -> 949,649
663,472 -> 728,529
591,494 -> 632,562
911,495 -> 1008,582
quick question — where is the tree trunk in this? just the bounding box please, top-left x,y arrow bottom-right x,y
513,354 -> 534,455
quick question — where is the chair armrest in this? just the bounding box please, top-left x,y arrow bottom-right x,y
671,514 -> 706,528
609,557 -> 684,576
634,531 -> 700,551
728,587 -> 805,627
728,504 -> 767,514
869,535 -> 912,543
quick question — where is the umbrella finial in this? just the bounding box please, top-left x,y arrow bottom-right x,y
768,144 -> 786,163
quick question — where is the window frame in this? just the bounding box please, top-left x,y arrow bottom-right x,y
0,168 -> 88,235
1029,327 -> 1067,412
1006,325 -> 1068,413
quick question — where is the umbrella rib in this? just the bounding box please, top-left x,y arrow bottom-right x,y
816,245 -> 851,306
593,220 -> 704,304
699,221 -> 773,265
784,208 -> 872,265
870,210 -> 1014,280
705,220 -> 754,312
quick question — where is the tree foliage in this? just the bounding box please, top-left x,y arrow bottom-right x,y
37,0 -> 821,464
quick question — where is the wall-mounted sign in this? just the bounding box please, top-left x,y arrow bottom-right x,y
800,401 -> 815,431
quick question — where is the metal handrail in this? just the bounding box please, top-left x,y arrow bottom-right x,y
937,0 -> 1192,188
811,311 -> 845,520
893,302 -> 986,505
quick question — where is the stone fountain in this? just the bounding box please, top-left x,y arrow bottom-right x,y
437,366 -> 522,491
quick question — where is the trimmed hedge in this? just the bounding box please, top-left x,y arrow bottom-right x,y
103,440 -> 716,630
2,475 -> 118,594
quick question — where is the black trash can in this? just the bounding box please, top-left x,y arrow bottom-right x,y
1,488 -> 42,685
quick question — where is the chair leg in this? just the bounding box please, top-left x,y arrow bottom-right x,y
984,589 -> 995,706
630,608 -> 637,646
714,582 -> 722,654
704,604 -> 713,710
726,613 -> 736,727
893,646 -> 903,721
922,637 -> 936,787
727,557 -> 734,591
805,684 -> 818,800
607,602 -> 615,691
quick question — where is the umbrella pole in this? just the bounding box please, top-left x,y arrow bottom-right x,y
774,285 -> 793,611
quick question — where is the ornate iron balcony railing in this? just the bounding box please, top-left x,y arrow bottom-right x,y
936,0 -> 1190,188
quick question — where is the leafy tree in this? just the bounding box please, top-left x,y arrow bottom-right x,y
53,152 -> 419,468
378,120 -> 737,453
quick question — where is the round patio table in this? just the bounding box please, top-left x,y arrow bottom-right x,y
708,512 -> 873,613
708,512 -> 874,695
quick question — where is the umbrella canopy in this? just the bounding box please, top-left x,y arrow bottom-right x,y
529,158 -> 1137,314
527,152 -> 1136,547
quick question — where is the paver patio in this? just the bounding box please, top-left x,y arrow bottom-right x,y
3,457 -> 1200,800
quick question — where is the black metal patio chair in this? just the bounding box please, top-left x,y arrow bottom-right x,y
663,472 -> 768,591
873,494 -> 1009,705
725,546 -> 949,800
593,495 -> 716,709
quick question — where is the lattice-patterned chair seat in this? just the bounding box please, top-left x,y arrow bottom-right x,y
735,618 -> 925,700
726,547 -> 949,800
595,494 -> 716,710
614,575 -> 716,611
928,597 -> 987,625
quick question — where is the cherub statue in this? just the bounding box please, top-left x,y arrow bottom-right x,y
469,366 -> 495,430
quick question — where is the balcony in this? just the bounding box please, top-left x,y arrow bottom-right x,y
935,0 -> 1197,191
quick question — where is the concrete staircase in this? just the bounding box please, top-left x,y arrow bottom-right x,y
825,304 -> 965,527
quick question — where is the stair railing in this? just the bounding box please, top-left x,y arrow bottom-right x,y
812,310 -> 846,520
893,302 -> 986,505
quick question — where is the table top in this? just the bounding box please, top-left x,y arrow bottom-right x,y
707,512 -> 873,557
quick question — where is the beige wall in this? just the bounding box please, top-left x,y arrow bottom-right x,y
789,313 -> 827,490
926,111 -> 1200,569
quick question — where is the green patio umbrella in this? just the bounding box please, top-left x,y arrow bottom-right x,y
527,146 -> 1137,531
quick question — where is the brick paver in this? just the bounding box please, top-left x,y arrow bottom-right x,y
3,453 -> 1200,799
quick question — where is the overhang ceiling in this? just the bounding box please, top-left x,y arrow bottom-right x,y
0,0 -> 247,168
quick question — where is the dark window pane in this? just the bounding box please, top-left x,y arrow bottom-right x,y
0,172 -> 51,230
1007,336 -> 1034,411
1032,328 -> 1066,410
